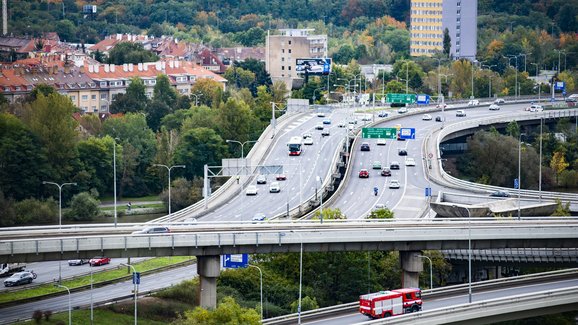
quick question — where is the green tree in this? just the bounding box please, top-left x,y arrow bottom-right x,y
506,121 -> 520,137
224,66 -> 256,89
67,192 -> 100,221
76,136 -> 115,196
216,98 -> 257,147
190,78 -> 225,108
159,177 -> 202,213
146,99 -> 172,132
313,208 -> 346,220
333,44 -> 355,64
107,42 -> 159,65
443,28 -> 451,58
175,296 -> 260,325
13,197 -> 57,226
174,127 -> 228,178
153,74 -> 178,108
369,207 -> 395,219
110,77 -> 149,114
552,199 -> 571,216
291,296 -> 319,313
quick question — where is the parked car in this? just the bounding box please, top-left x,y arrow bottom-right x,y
256,175 -> 267,184
435,116 -> 444,122
405,158 -> 416,166
381,167 -> 392,177
321,128 -> 330,137
131,226 -> 170,235
376,138 -> 387,146
490,190 -> 510,197
68,258 -> 88,266
304,137 -> 314,145
360,142 -> 370,151
422,114 -> 432,121
390,161 -> 400,170
372,161 -> 382,169
398,149 -> 408,156
276,174 -> 287,181
456,110 -> 466,117
89,256 -> 111,266
358,169 -> 370,178
389,180 -> 401,189
246,185 -> 258,196
269,182 -> 281,193
494,98 -> 506,104
489,104 -> 501,110
252,213 -> 267,222
4,272 -> 35,287
467,99 -> 480,106
323,119 -> 331,125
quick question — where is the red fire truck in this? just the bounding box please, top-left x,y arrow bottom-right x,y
359,288 -> 422,319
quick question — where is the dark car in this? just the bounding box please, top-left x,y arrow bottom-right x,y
490,191 -> 510,197
4,272 -> 35,287
256,175 -> 267,184
378,112 -> 388,118
398,149 -> 408,156
360,142 -> 370,151
381,167 -> 392,177
435,116 -> 443,122
89,256 -> 111,266
358,169 -> 369,178
390,161 -> 400,170
276,174 -> 287,181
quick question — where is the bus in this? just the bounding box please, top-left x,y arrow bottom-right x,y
287,136 -> 303,156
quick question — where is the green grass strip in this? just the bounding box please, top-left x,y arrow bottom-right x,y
0,256 -> 192,304
15,309 -> 167,325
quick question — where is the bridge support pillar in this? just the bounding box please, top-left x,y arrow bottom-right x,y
197,255 -> 220,309
400,251 -> 423,288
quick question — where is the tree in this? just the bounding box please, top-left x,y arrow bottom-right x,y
153,74 -> 178,109
67,192 -> 100,221
290,296 -> 319,313
159,177 -> 202,214
215,98 -> 257,147
110,77 -> 149,114
107,42 -> 159,65
190,79 -> 225,108
550,151 -> 570,184
313,208 -> 346,220
552,199 -> 571,216
443,28 -> 451,58
146,99 -> 172,132
76,136 -> 115,196
174,296 -> 260,325
506,121 -> 520,137
224,66 -> 256,90
174,127 -> 228,178
369,208 -> 395,219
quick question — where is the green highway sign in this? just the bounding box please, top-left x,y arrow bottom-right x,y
386,93 -> 417,104
362,127 -> 397,139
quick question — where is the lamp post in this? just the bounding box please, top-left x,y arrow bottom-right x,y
112,138 -> 119,227
530,63 -> 541,101
539,119 -> 543,202
312,87 -> 325,104
226,139 -> 257,161
121,263 -> 138,325
504,55 -> 519,99
191,93 -> 203,106
417,255 -> 433,290
290,230 -> 303,325
248,265 -> 263,321
43,181 -> 76,284
518,52 -> 531,73
482,64 -> 496,98
90,263 -> 94,325
555,49 -> 562,74
55,283 -> 72,325
470,59 -> 478,99
153,164 -> 185,223
316,176 -> 323,223
517,133 -> 526,220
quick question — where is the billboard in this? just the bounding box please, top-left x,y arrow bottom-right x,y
295,58 -> 332,75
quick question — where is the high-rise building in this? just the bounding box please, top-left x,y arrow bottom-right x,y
266,29 -> 327,90
410,0 -> 477,59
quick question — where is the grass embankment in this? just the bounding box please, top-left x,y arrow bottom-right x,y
0,256 -> 193,304
14,308 -> 168,325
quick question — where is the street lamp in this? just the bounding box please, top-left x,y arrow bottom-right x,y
90,263 -> 94,325
517,133 -> 526,220
226,139 -> 258,161
191,93 -> 203,106
43,181 -> 76,284
55,283 -> 72,325
248,264 -> 263,321
452,205 -> 472,304
290,230 -> 304,325
530,63 -> 541,102
112,137 -> 119,227
482,64 -> 496,98
121,263 -> 138,325
316,176 -> 323,223
153,164 -> 186,223
518,52 -> 531,73
417,255 -> 433,290
312,87 -> 325,104
504,55 -> 519,99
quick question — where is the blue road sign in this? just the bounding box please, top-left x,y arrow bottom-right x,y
132,272 -> 140,285
514,178 -> 519,189
417,94 -> 430,105
425,187 -> 431,197
555,81 -> 565,91
399,128 -> 416,140
223,254 -> 249,269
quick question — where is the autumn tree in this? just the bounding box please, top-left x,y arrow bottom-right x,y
174,296 -> 260,325
107,42 -> 158,65
550,151 -> 570,184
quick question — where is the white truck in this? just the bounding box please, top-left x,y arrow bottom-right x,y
0,263 -> 27,277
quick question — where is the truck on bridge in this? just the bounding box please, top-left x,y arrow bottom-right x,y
359,288 -> 422,319
0,263 -> 27,277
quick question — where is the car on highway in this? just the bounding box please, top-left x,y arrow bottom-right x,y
304,137 -> 314,145
397,107 -> 408,114
422,114 -> 432,121
389,180 -> 401,189
467,99 -> 480,106
321,128 -> 330,137
183,217 -> 198,224
315,123 -> 324,130
398,149 -> 408,156
372,203 -> 386,211
490,190 -> 510,197
390,161 -> 400,170
4,271 -> 35,287
372,161 -> 382,169
89,256 -> 111,266
131,226 -> 171,235
527,104 -> 543,112
323,119 -> 331,125
246,185 -> 258,196
68,258 -> 88,266
456,110 -> 466,117
276,174 -> 287,181
489,104 -> 500,110
256,175 -> 267,184
302,133 -> 312,139
316,112 -> 326,117
405,157 -> 416,166
269,181 -> 281,193
378,111 -> 389,118
376,138 -> 387,146
358,169 -> 369,178
360,142 -> 370,151
252,213 -> 267,222
348,119 -> 358,125
361,115 -> 372,121
337,122 -> 346,128
436,103 -> 447,109
435,116 -> 444,122
381,167 -> 391,176
494,98 -> 506,104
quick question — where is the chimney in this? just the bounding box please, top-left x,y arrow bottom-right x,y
116,33 -> 121,40
95,65 -> 99,73
88,64 -> 94,73
143,63 -> 148,71
110,65 -> 115,72
104,65 -> 109,73
169,61 -> 174,69
138,63 -> 142,71
155,62 -> 161,71
123,63 -> 128,72
128,63 -> 133,71
175,61 -> 180,68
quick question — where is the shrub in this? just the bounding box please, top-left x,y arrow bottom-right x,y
43,310 -> 52,321
32,310 -> 43,323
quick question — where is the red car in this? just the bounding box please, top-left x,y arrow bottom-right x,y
276,174 -> 287,181
359,169 -> 369,178
89,256 -> 111,266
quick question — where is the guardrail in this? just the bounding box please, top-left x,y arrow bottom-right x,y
433,108 -> 578,202
262,268 -> 578,325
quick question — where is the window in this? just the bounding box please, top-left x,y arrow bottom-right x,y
100,94 -> 108,100
288,40 -> 292,45
91,94 -> 97,100
81,95 -> 88,101
70,95 -> 76,101
288,49 -> 292,53
281,66 -> 285,70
